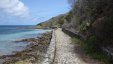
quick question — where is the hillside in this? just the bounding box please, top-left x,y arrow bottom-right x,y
37,0 -> 113,63
37,14 -> 66,29
63,0 -> 113,56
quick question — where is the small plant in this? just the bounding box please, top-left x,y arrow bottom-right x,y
71,37 -> 83,44
79,22 -> 87,33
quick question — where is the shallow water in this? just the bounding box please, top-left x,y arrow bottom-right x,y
0,25 -> 50,56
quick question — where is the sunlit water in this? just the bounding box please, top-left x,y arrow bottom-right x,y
0,25 -> 50,56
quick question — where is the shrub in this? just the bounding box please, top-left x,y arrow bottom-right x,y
71,36 -> 110,64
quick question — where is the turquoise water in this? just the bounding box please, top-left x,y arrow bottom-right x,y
0,25 -> 50,56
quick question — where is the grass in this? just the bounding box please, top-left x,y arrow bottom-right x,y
71,37 -> 110,64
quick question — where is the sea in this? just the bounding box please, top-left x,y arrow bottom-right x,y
0,25 -> 50,56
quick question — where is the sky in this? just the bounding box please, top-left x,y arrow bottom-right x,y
0,0 -> 70,25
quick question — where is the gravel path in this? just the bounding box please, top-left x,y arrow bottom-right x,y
54,28 -> 102,64
42,28 -> 103,64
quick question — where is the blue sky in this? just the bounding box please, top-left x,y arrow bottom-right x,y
0,0 -> 70,25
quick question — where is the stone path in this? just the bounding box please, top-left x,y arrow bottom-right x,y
42,28 -> 103,64
54,28 -> 103,64
54,28 -> 87,64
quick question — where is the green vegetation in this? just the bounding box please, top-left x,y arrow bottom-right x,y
71,37 -> 110,64
37,23 -> 42,26
64,11 -> 73,23
58,16 -> 65,25
79,22 -> 87,33
37,14 -> 66,29
67,0 -> 113,63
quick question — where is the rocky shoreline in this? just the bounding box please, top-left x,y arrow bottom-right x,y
0,32 -> 52,64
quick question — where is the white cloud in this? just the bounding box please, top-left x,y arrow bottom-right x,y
0,0 -> 29,17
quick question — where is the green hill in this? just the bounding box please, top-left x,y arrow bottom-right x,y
37,14 -> 66,29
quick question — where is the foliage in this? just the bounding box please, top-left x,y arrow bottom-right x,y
65,11 -> 73,22
71,37 -> 110,64
58,16 -> 65,25
79,22 -> 87,33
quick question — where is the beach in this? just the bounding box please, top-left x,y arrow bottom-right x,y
0,25 -> 52,64
0,32 -> 52,64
